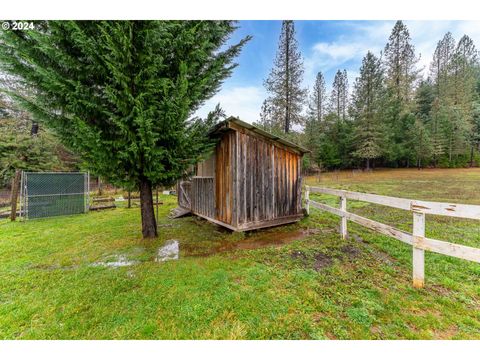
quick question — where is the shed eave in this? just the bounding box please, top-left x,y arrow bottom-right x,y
209,116 -> 311,154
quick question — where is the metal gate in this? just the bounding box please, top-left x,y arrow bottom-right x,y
20,172 -> 90,219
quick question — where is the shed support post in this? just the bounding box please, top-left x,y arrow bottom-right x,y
340,195 -> 347,239
412,212 -> 425,288
305,186 -> 310,215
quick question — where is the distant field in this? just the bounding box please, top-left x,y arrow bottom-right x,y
0,168 -> 479,339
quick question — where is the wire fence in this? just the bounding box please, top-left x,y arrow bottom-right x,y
20,172 -> 89,219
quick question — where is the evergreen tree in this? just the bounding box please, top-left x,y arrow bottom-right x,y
304,71 -> 327,169
412,79 -> 435,167
429,98 -> 448,166
384,21 -> 419,105
430,32 -> 456,98
0,83 -> 77,186
0,21 -> 249,238
383,20 -> 420,166
341,69 -> 349,120
351,52 -> 385,169
0,116 -> 65,186
329,69 -> 349,120
259,99 -> 274,131
443,35 -> 478,163
408,117 -> 432,169
308,71 -> 327,123
263,20 -> 307,133
415,79 -> 435,120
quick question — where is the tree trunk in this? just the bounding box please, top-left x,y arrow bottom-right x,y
470,145 -> 474,167
30,122 -> 39,136
127,191 -> 131,208
366,158 -> 370,171
10,169 -> 21,221
140,177 -> 157,239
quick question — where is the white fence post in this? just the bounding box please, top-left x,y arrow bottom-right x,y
305,186 -> 310,215
412,212 -> 425,288
340,195 -> 347,239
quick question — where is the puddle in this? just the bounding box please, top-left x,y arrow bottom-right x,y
182,228 -> 315,257
88,228 -> 321,267
92,254 -> 139,268
155,240 -> 179,262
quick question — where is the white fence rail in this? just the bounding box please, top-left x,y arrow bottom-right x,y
305,186 -> 480,288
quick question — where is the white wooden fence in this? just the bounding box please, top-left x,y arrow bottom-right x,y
305,186 -> 480,288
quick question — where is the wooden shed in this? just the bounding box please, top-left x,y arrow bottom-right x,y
176,117 -> 309,231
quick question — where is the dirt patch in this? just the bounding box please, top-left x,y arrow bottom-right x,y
340,245 -> 361,259
432,325 -> 459,339
350,233 -> 367,244
429,284 -> 453,297
346,233 -> 398,265
30,264 -> 78,271
290,250 -> 308,261
313,252 -> 333,271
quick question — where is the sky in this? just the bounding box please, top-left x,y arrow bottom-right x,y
196,20 -> 480,123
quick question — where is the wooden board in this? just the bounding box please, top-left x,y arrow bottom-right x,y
309,186 -> 480,220
234,130 -> 303,228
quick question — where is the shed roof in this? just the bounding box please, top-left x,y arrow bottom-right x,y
210,116 -> 310,154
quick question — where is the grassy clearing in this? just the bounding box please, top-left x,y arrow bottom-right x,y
0,168 -> 479,339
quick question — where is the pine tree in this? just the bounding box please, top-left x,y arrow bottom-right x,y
383,20 -> 420,166
330,69 -> 349,120
429,98 -> 448,166
351,52 -> 385,169
258,98 -> 283,135
263,20 -> 307,133
408,117 -> 432,169
259,99 -> 273,130
341,69 -> 349,120
0,21 -> 249,238
0,116 -> 66,187
430,32 -> 456,98
384,21 -> 419,105
308,71 -> 327,123
411,80 -> 435,168
415,79 -> 435,120
444,35 -> 478,163
303,72 -> 327,168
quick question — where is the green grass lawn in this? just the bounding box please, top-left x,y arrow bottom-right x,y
1,168 -> 479,339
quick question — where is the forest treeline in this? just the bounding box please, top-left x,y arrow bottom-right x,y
258,21 -> 480,170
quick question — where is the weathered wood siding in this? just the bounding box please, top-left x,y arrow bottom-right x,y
236,130 -> 302,227
176,123 -> 304,231
215,131 -> 235,225
191,177 -> 215,218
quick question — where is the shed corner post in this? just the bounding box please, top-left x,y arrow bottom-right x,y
305,185 -> 310,215
340,195 -> 347,240
412,211 -> 425,288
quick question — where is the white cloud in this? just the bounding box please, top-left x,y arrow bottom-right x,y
195,86 -> 266,124
303,22 -> 389,90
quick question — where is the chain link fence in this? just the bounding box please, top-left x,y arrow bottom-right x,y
20,172 -> 89,219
